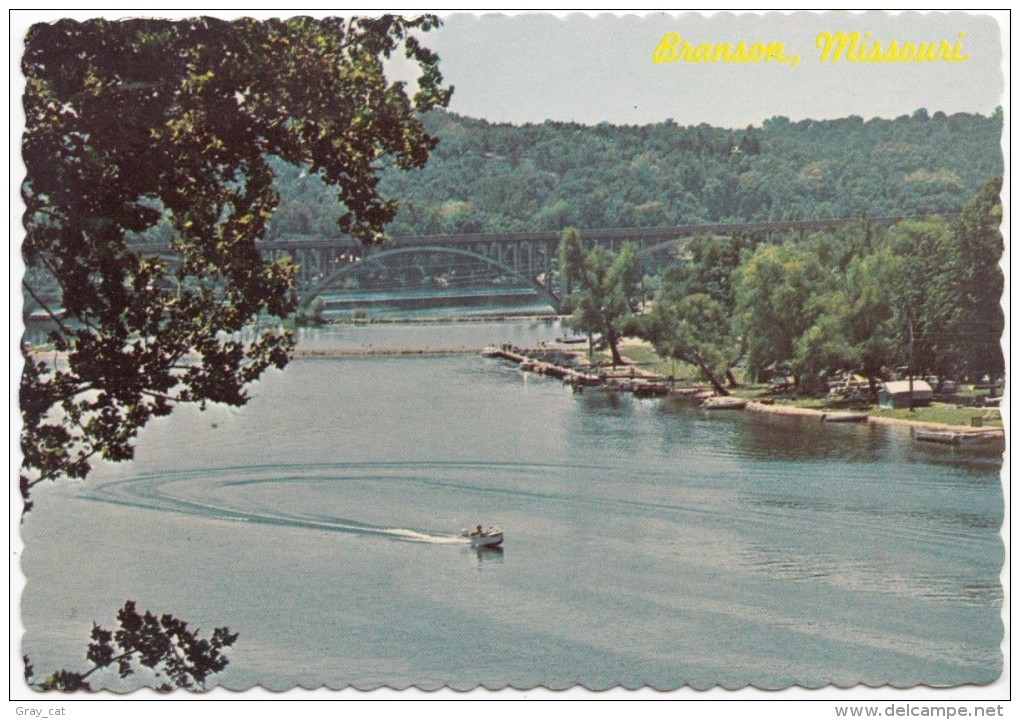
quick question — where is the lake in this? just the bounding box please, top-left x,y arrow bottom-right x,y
19,321 -> 1004,691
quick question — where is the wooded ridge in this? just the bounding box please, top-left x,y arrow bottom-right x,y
267,108 -> 1003,239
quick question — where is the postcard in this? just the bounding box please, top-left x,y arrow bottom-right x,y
12,9 -> 1007,707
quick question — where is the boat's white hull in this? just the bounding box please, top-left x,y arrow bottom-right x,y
914,430 -> 997,446
471,532 -> 504,548
821,412 -> 869,423
461,527 -> 504,547
702,397 -> 747,410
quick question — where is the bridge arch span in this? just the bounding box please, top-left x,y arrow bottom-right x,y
635,234 -> 733,260
298,245 -> 562,311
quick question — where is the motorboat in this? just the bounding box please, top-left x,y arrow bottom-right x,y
633,381 -> 670,398
701,396 -> 747,410
913,429 -> 999,446
821,412 -> 869,423
461,525 -> 504,548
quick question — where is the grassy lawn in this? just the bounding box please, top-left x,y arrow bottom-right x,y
613,344 -> 700,380
871,404 -> 1002,427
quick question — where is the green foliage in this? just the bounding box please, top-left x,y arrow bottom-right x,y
267,109 -> 1002,236
661,233 -> 753,313
733,243 -> 829,384
585,174 -> 1002,398
726,179 -> 1003,394
641,292 -> 737,395
560,233 -> 643,366
25,601 -> 237,692
294,296 -> 326,326
878,218 -> 957,377
558,226 -> 584,298
20,16 -> 450,507
941,176 -> 1005,380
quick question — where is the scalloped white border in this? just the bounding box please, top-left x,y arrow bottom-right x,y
8,7 -> 1010,710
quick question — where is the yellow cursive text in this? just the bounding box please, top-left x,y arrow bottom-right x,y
653,32 -> 800,67
816,31 -> 969,62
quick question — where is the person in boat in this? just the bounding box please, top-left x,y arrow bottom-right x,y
474,524 -> 483,536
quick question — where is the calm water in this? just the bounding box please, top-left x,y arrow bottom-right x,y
19,322 -> 1004,690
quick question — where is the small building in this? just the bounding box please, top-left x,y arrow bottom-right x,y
877,380 -> 933,409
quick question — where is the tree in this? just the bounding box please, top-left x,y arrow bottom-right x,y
661,233 -> 753,314
641,292 -> 737,395
879,218 -> 957,379
800,249 -> 899,392
20,16 -> 452,509
559,234 -> 642,366
732,243 -> 828,388
25,601 -> 236,692
557,225 -> 584,298
938,177 -> 1005,384
294,296 -> 326,327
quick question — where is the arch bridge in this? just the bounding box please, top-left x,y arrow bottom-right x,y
30,216 -> 912,317
262,217 -> 908,312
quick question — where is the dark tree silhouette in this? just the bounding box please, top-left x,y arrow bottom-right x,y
20,16 -> 451,509
25,601 -> 237,692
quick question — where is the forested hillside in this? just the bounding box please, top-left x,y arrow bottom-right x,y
267,108 -> 1003,238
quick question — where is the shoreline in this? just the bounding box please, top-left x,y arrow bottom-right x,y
294,346 -> 482,357
745,400 -> 1005,435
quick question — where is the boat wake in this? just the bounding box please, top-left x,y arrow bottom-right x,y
79,461 -> 519,546
384,528 -> 470,545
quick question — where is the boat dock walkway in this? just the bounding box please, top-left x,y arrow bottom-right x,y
485,344 -> 600,386
484,343 -> 709,397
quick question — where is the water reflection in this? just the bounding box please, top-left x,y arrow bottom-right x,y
905,437 -> 1006,472
740,542 -> 1003,606
573,386 -> 634,412
729,411 -> 890,462
474,545 -> 504,565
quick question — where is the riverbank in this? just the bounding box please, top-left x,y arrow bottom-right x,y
498,341 -> 1005,434
745,400 -> 1006,436
608,339 -> 1005,433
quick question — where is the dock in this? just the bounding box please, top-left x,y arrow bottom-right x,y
485,343 -> 600,386
483,343 -> 707,397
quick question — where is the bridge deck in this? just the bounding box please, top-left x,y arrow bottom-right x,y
130,216 -> 925,254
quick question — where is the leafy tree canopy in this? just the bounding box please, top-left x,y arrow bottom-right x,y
20,16 -> 451,508
733,242 -> 828,383
641,291 -> 737,395
720,177 -> 1003,396
25,601 -> 236,692
942,176 -> 1005,381
559,229 -> 643,366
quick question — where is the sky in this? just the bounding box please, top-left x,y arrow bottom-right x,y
10,10 -> 1007,131
397,10 -> 1006,128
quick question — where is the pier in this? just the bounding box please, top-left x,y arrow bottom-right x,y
484,342 -> 709,398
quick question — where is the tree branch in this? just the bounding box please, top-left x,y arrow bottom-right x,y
21,280 -> 74,339
36,253 -> 105,335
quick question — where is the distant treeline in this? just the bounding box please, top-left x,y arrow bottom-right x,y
267,108 -> 1003,238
